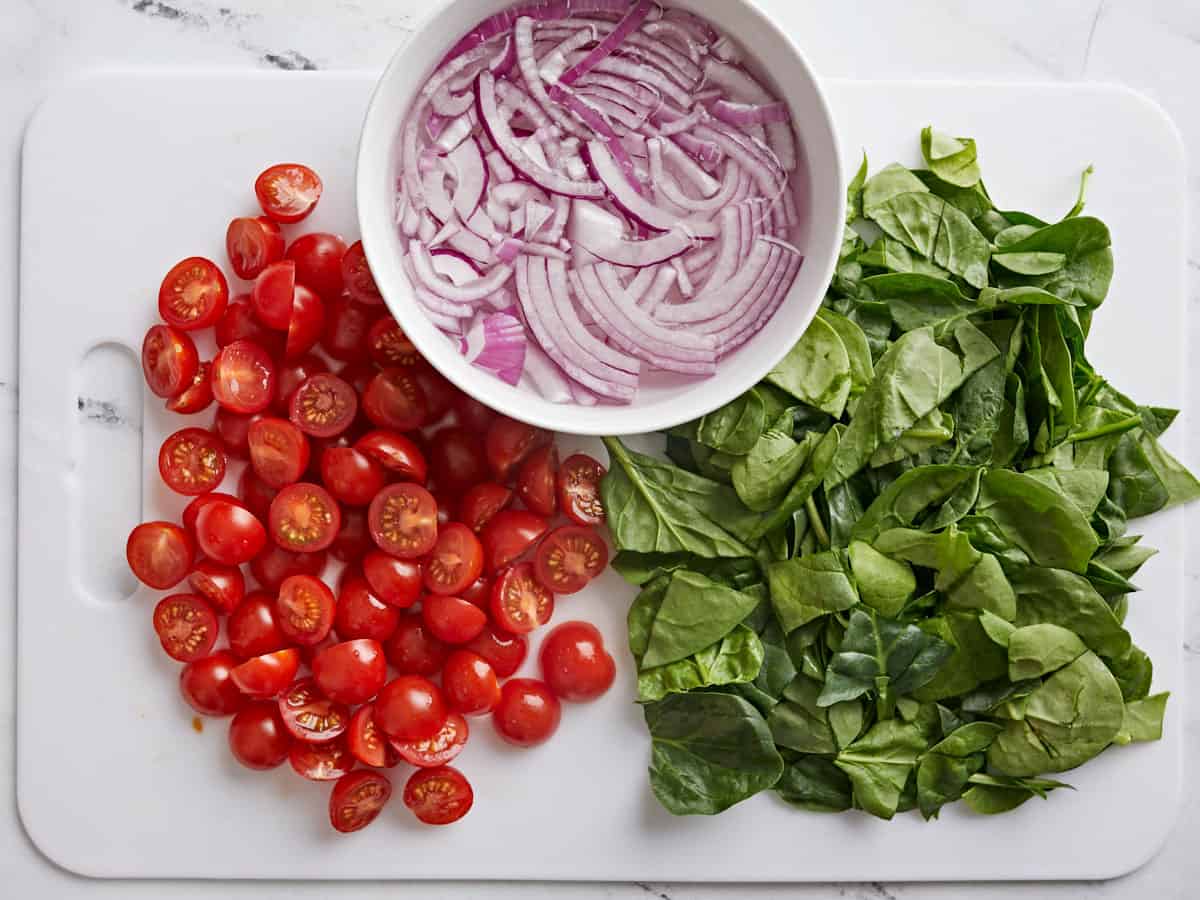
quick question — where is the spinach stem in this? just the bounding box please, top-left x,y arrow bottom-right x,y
805,496 -> 830,549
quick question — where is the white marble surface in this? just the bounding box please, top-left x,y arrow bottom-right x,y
3,1 -> 1199,897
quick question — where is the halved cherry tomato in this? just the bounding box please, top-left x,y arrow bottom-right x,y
428,427 -> 488,496
211,339 -> 276,414
127,521 -> 194,589
489,563 -> 554,635
362,551 -> 422,609
312,639 -> 387,706
367,316 -> 419,368
237,466 -> 278,522
231,648 -> 301,698
355,430 -> 428,482
375,675 -> 446,741
180,650 -> 245,717
454,391 -> 496,433
214,409 -> 258,459
319,447 -> 385,507
466,625 -> 528,678
182,492 -> 243,535
442,650 -> 501,716
424,523 -> 484,597
229,702 -> 292,770
342,240 -> 383,305
335,575 -> 400,642
188,559 -> 245,614
290,735 -> 355,782
480,510 -> 549,572
363,368 -> 428,431
273,354 -> 328,415
255,163 -> 323,224
228,591 -> 288,659
142,325 -> 199,398
289,373 -> 357,438
250,544 -> 326,592
195,500 -> 267,566
384,613 -> 449,676
390,713 -> 468,768
275,574 -> 335,646
539,621 -> 616,702
226,216 -> 285,280
159,256 -> 229,331
403,766 -> 473,825
159,427 -> 226,496
278,677 -> 350,743
166,361 -> 214,414
329,506 -> 371,564
534,526 -> 609,595
216,297 -> 283,355
252,260 -> 297,331
329,770 -> 391,833
410,367 -> 456,424
269,482 -> 341,552
458,483 -> 512,533
285,284 -> 325,360
492,678 -> 561,748
485,416 -> 549,481
460,574 -> 491,609
286,232 -> 347,300
422,595 -> 487,645
368,483 -> 438,559
516,444 -> 559,517
347,703 -> 400,768
248,416 -> 310,488
321,295 -> 377,362
153,594 -> 219,662
558,453 -> 607,526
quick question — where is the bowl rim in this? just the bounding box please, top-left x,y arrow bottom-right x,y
356,0 -> 846,436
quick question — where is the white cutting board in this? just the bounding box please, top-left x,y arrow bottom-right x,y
17,71 -> 1188,882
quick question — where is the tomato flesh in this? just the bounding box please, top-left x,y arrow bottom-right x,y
390,712 -> 468,768
166,361 -> 214,414
252,260 -> 298,331
142,325 -> 199,398
492,678 -> 561,748
347,703 -> 400,768
127,521 -> 194,589
458,482 -> 512,533
269,482 -> 341,552
188,559 -> 245,614
153,594 -> 219,662
362,551 -> 422,609
363,368 -> 428,431
384,613 -> 449,676
516,444 -> 559,517
424,523 -> 484,596
229,702 -> 292,770
368,483 -> 438,559
212,339 -> 276,415
329,506 -> 372,564
216,298 -> 283,356
159,256 -> 229,331
466,625 -> 528,679
375,675 -> 447,741
275,574 -> 336,646
195,500 -> 267,566
343,240 -> 384,305
290,735 -> 355,782
248,416 -> 311,488
335,575 -> 400,642
256,163 -> 323,224
485,416 -> 549,480
226,216 -> 285,280
534,526 -> 609,595
228,591 -> 288,659
230,648 -> 301,699
329,770 -> 391,833
286,232 -> 348,300
489,563 -> 554,635
557,453 -> 607,525
422,595 -> 487,645
539,621 -> 616,702
312,639 -> 388,706
442,651 -> 501,716
290,373 -> 357,438
159,427 -> 226,496
285,284 -> 325,360
403,766 -> 473,826
278,677 -> 350,743
180,651 -> 246,717
355,430 -> 428,482
480,510 -> 549,572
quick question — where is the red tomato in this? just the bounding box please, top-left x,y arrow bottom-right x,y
453,391 -> 496,433
216,297 -> 283,355
329,770 -> 391,833
195,500 -> 267,566
480,510 -> 549,572
428,427 -> 488,496
558,453 -> 607,526
286,232 -> 348,300
411,367 -> 456,424
329,506 -> 371,564
375,675 -> 447,741
226,216 -> 285,280
159,256 -> 229,331
250,544 -> 326,591
255,163 -> 323,224
492,679 -> 561,748
248,416 -> 310,488
229,702 -> 292,770
516,444 -> 559,517
424,524 -> 484,597
182,492 -> 244,535
485,416 -> 549,481
335,575 -> 400,642
319,447 -> 384,507
289,373 -> 358,438
362,552 -> 422,609
384,613 -> 449,676
285,285 -> 325,360
403,766 -> 473,825
166,361 -> 214,415
290,735 -> 355,782
321,294 -> 377,362
228,591 -> 288,659
142,325 -> 199,398
231,648 -> 301,699
180,651 -> 245,717
466,625 -> 528,678
252,260 -> 297,331
347,703 -> 400,768
126,521 -> 194,589
390,713 -> 468,768
278,677 -> 350,743
366,316 -> 419,368
534,526 -> 609,595
158,427 -> 226,496
355,430 -> 428,482
312,639 -> 387,706
490,563 -> 554,635
422,595 -> 487,645
363,369 -> 428,431
212,340 -> 276,414
275,574 -> 335,646
539,621 -> 616,702
368,483 -> 438,559
442,650 -> 501,716
152,594 -> 218,662
188,559 -> 245,614
458,483 -> 512,533
342,240 -> 384,305
214,409 -> 257,459
273,354 -> 328,415
269,482 -> 341,552
460,574 -> 491,609
237,466 -> 278,522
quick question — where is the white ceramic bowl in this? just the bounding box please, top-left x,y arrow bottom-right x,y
357,0 -> 845,435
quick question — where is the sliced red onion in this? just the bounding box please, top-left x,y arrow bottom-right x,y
537,25 -> 598,80
573,90 -> 647,131
558,0 -> 653,86
515,15 -> 591,140
425,306 -> 467,334
410,241 -> 513,302
434,109 -> 478,154
400,200 -> 422,237
429,217 -> 461,248
710,34 -> 743,65
496,237 -> 525,264
430,248 -> 485,281
522,344 -> 576,403
709,98 -> 790,127
575,222 -> 701,267
657,107 -> 706,136
661,5 -> 717,44
639,264 -> 678,313
568,380 -> 600,406
591,264 -> 716,357
461,311 -> 527,384
546,257 -> 640,378
584,140 -> 718,237
642,20 -> 704,65
523,242 -> 571,260
418,213 -> 438,243
485,148 -> 516,183
432,84 -> 476,117
573,71 -> 663,112
546,83 -> 644,193
490,34 -> 518,77
657,235 -> 773,324
681,240 -> 719,273
671,257 -> 694,296
625,266 -> 657,302
524,199 -> 554,238
716,248 -> 803,353
493,77 -> 562,163
564,53 -> 692,108
700,58 -> 796,171
546,194 -> 571,243
447,137 -> 489,221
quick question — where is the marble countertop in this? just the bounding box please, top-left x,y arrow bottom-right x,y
3,1 -> 1198,897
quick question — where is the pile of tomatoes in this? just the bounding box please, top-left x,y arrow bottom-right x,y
126,163 -> 617,833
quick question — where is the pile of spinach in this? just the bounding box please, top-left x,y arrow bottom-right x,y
601,127 -> 1197,821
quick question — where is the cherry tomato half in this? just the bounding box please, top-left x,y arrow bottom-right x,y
329,506 -> 372,564
466,625 -> 528,678
238,466 -> 279,522
375,675 -> 447,741
286,232 -> 347,300
534,526 -> 609,595
539,621 -> 616,702
142,324 -> 199,398
454,391 -> 496,433
558,453 -> 607,526
516,444 -> 558,517
195,500 -> 267,566
411,368 -> 456,424
159,256 -> 229,331
347,703 -> 400,769
321,295 -> 377,362
226,216 -> 285,280
212,339 -> 276,415
329,770 -> 391,833
180,651 -> 246,717
188,558 -> 245,614
285,285 -> 326,360
368,483 -> 438,559
275,574 -> 336,646
252,260 -> 297,331
363,368 -> 428,432
480,510 -> 549,573
216,296 -> 283,355
366,316 -> 419,368
355,430 -> 428,482
362,551 -> 422,609
231,647 -> 301,699
460,574 -> 491,609
229,702 -> 292,770
249,544 -> 326,592
248,416 -> 311,488
485,416 -> 549,481
422,595 -> 487,645
428,427 -> 488,496
403,766 -> 473,825
290,373 -> 357,439
255,163 -> 323,224
214,409 -> 257,460
152,594 -> 218,662
343,240 -> 384,306
228,591 -> 288,660
384,613 -> 449,676
274,354 -> 328,415
458,483 -> 512,533
490,563 -> 554,635
279,677 -> 350,743
159,427 -> 226,496
312,639 -> 388,706
390,712 -> 468,768
492,678 -> 561,748
166,361 -> 214,415
127,521 -> 194,590
442,650 -> 501,716
424,523 -> 484,597
270,482 -> 341,552
290,735 -> 355,782
335,575 -> 400,642
182,492 -> 243,535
